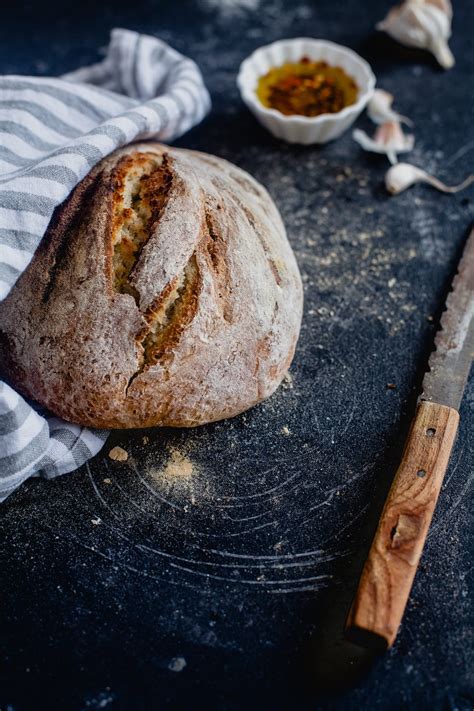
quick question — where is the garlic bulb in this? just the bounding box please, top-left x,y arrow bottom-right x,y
353,122 -> 415,165
385,163 -> 474,194
367,89 -> 413,126
377,0 -> 455,70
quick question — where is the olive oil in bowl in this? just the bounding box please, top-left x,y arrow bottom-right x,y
257,57 -> 358,118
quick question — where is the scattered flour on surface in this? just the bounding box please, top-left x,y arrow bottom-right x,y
149,449 -> 195,485
199,0 -> 260,17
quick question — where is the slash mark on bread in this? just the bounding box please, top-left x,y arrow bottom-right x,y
254,300 -> 279,397
124,254 -> 200,393
110,153 -> 202,391
204,206 -> 233,323
112,152 -> 173,302
231,195 -> 283,287
142,254 -> 200,366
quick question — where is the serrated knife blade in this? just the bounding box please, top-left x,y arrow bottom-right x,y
421,227 -> 474,410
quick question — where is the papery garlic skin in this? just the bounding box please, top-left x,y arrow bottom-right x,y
377,0 -> 455,70
385,162 -> 474,194
367,89 -> 413,126
353,122 -> 415,165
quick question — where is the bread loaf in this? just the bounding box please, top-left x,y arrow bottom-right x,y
0,143 -> 303,428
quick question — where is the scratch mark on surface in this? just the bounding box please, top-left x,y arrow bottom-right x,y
444,138 -> 474,167
79,464 -> 334,589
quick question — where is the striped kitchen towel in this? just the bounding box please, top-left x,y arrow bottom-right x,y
0,28 -> 211,501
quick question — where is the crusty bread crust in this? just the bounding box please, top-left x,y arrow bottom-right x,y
0,143 -> 303,428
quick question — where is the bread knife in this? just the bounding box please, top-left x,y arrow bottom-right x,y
345,226 -> 474,650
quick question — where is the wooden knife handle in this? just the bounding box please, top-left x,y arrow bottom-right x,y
345,400 -> 459,650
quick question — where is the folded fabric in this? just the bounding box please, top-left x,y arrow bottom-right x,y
0,28 -> 211,501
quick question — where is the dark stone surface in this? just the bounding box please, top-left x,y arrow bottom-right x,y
0,1 -> 473,709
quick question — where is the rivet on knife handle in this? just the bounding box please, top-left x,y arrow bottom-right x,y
345,400 -> 459,649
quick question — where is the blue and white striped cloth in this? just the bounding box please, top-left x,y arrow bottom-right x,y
0,28 -> 211,501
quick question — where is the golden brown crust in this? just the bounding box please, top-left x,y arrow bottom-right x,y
0,143 -> 303,428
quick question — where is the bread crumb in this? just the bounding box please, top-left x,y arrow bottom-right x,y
142,436 -> 149,445
168,657 -> 186,672
386,383 -> 397,390
91,517 -> 102,525
283,371 -> 293,388
108,446 -> 128,462
103,478 -> 112,485
281,426 -> 291,436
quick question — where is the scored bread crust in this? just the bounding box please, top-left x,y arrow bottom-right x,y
0,143 -> 303,428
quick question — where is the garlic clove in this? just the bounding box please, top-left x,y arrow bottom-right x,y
385,162 -> 474,195
430,37 -> 455,69
385,163 -> 426,193
353,122 -> 415,165
427,0 -> 452,21
377,5 -> 428,48
367,89 -> 413,126
377,0 -> 455,70
414,3 -> 455,68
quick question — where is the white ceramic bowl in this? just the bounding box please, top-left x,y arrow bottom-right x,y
237,38 -> 376,145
